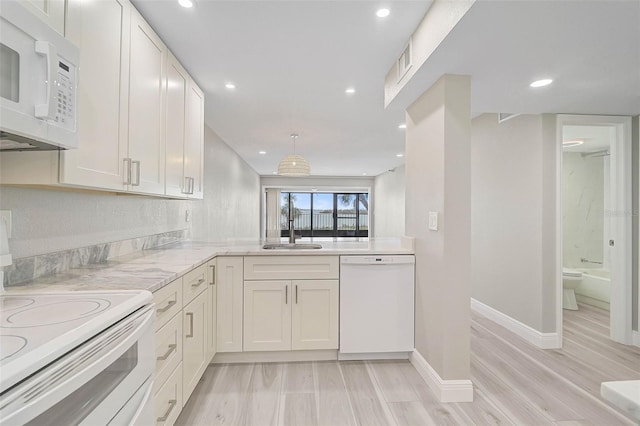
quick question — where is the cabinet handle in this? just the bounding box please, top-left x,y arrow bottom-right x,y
285,285 -> 288,304
131,160 -> 141,186
189,177 -> 195,194
157,399 -> 177,422
192,277 -> 205,287
186,312 -> 194,337
182,176 -> 190,194
210,265 -> 216,285
156,343 -> 177,361
295,285 -> 298,304
157,299 -> 176,313
123,158 -> 132,185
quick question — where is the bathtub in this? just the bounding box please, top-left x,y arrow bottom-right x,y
575,268 -> 611,310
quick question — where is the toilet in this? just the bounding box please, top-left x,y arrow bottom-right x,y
563,267 -> 583,310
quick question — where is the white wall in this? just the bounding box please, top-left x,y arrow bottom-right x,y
471,113 -> 558,332
0,125 -> 261,258
373,166 -> 405,238
562,152 -> 605,268
406,74 -> 471,381
191,127 -> 261,242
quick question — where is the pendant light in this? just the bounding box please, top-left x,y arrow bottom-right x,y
278,133 -> 310,176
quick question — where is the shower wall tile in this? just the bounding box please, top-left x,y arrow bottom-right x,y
563,152 -> 605,268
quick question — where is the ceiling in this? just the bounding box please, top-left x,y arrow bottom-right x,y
131,0 -> 640,177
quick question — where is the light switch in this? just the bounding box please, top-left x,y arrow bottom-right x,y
428,211 -> 438,231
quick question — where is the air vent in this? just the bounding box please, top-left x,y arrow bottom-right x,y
397,39 -> 413,82
498,113 -> 521,123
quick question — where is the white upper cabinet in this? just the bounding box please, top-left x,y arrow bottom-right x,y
165,53 -> 188,198
61,0 -> 130,190
127,8 -> 166,195
18,0 -> 65,34
165,54 -> 204,199
184,81 -> 204,199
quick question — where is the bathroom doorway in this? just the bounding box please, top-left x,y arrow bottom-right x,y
557,115 -> 633,345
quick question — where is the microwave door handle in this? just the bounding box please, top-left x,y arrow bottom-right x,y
34,41 -> 57,119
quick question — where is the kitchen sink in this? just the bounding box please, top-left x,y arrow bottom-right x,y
262,243 -> 323,250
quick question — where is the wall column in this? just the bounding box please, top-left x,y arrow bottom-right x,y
405,74 -> 472,401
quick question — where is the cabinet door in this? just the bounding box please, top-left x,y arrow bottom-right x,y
244,281 -> 291,352
61,0 -> 130,190
164,53 -> 188,198
18,0 -> 65,34
184,80 -> 204,199
206,259 -> 217,361
291,280 -> 338,350
182,290 -> 207,404
128,8 -> 166,195
216,257 -> 243,352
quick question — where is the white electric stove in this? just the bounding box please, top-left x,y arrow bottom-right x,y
0,290 -> 155,425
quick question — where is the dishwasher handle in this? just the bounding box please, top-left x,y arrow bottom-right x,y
340,256 -> 415,265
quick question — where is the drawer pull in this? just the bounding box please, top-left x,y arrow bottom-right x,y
186,312 -> 194,337
295,285 -> 298,304
156,344 -> 177,361
157,300 -> 176,314
285,285 -> 288,304
191,277 -> 205,287
157,399 -> 177,422
210,264 -> 216,285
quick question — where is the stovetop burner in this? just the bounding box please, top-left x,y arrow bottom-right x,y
0,335 -> 27,361
3,299 -> 111,328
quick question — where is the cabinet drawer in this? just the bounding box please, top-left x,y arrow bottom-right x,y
183,263 -> 208,304
244,256 -> 339,280
154,278 -> 183,330
154,363 -> 183,426
154,313 -> 183,395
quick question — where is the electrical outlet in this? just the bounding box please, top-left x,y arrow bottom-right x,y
1,210 -> 11,238
428,211 -> 438,231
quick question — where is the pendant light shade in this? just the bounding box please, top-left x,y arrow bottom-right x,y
278,134 -> 310,176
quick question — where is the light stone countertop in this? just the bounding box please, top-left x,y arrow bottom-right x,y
2,238 -> 413,294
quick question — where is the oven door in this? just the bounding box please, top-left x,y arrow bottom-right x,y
0,305 -> 155,425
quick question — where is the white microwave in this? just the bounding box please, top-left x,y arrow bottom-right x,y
0,1 -> 79,151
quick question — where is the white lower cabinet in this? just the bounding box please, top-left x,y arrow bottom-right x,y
216,257 -> 244,352
243,281 -> 291,351
206,259 -> 217,361
243,279 -> 338,352
291,280 -> 339,350
182,288 -> 208,404
154,362 -> 183,426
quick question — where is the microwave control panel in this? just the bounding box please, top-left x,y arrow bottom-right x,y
53,57 -> 76,131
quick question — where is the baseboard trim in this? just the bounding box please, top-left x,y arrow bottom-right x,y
409,350 -> 473,402
471,298 -> 561,349
212,349 -> 337,364
338,352 -> 410,361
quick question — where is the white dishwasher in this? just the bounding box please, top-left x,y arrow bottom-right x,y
339,255 -> 415,359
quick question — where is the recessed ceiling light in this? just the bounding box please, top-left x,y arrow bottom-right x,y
376,8 -> 390,18
362,172 -> 367,176
398,123 -> 406,129
178,0 -> 193,8
396,153 -> 404,158
345,87 -> 356,94
225,83 -> 236,89
259,151 -> 266,155
563,139 -> 584,147
272,171 -> 277,175
530,78 -> 553,88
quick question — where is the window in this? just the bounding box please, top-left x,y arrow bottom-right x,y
281,192 -> 368,238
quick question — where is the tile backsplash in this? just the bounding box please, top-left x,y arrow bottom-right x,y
2,229 -> 187,287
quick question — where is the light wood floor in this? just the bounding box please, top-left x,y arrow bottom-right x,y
176,304 -> 640,425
